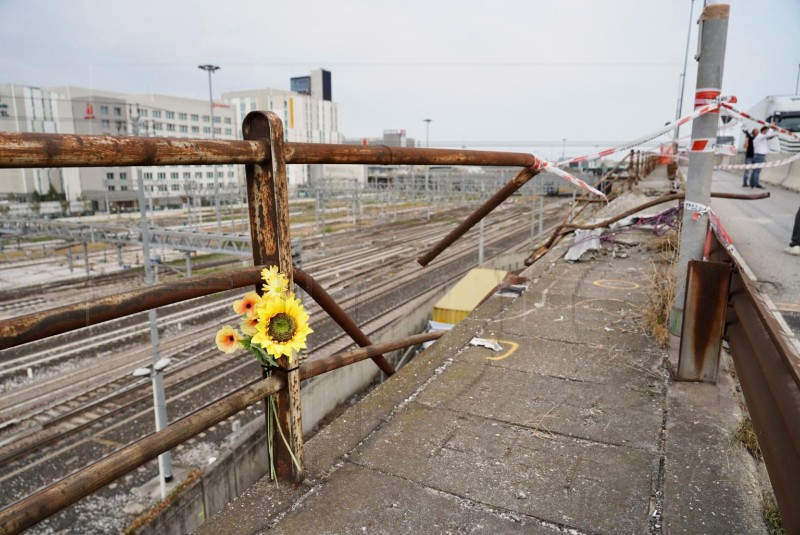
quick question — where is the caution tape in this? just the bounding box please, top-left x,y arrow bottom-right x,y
682,200 -> 734,252
715,152 -> 800,170
557,100 -> 723,168
537,160 -> 607,200
719,103 -> 800,142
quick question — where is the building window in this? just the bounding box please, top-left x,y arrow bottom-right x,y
108,185 -> 115,191
144,172 -> 153,180
206,172 -> 214,178
166,124 -> 175,131
224,117 -> 232,124
158,185 -> 167,192
191,114 -> 199,121
217,171 -> 224,178
179,125 -> 188,133
213,127 -> 221,135
99,105 -> 109,115
203,127 -> 211,134
140,109 -> 148,117
202,115 -> 210,122
153,122 -> 163,130
191,126 -> 200,133
106,172 -> 114,180
183,172 -> 191,179
166,111 -> 175,119
119,172 -> 127,180
101,119 -> 110,129
178,112 -> 187,120
152,110 -> 162,118
120,185 -> 128,191
113,107 -> 122,116
227,171 -> 235,178
170,172 -> 179,180
171,184 -> 180,191
157,172 -> 166,180
213,116 -> 221,124
224,128 -> 232,136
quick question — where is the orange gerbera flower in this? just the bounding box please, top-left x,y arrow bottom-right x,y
233,292 -> 262,319
215,325 -> 241,354
240,316 -> 259,336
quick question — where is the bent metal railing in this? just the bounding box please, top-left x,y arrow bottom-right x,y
0,111 -> 559,533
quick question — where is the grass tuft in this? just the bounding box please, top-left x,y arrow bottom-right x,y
641,232 -> 678,347
760,491 -> 785,535
734,416 -> 762,460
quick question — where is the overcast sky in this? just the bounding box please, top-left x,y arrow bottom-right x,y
1,0 -> 797,160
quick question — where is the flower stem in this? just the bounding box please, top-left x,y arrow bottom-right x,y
269,395 -> 302,472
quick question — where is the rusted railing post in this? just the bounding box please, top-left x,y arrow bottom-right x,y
243,111 -> 304,481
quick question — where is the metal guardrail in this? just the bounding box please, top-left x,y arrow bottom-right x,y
0,111 -> 556,533
702,233 -> 800,533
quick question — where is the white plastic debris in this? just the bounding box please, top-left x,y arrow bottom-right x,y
469,338 -> 503,352
565,229 -> 603,261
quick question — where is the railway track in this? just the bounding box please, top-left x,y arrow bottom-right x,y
0,197 -> 570,512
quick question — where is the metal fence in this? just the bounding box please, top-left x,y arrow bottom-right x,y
0,111 -> 558,533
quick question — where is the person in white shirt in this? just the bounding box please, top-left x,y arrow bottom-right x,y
749,126 -> 778,189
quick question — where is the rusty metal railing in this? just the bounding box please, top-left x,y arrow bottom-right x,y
699,233 -> 800,533
0,113 -> 558,533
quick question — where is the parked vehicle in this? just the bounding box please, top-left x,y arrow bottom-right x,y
742,95 -> 800,153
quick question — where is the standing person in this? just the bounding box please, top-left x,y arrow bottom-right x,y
741,128 -> 757,187
785,206 -> 800,256
750,126 -> 778,189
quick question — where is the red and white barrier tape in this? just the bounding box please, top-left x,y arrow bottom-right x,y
715,152 -> 800,170
535,158 -> 608,201
719,102 -> 800,142
683,200 -> 733,252
557,101 -> 722,168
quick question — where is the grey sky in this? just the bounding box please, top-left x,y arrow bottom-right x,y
1,0 -> 797,160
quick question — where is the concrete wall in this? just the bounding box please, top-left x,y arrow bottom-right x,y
721,152 -> 800,192
134,250 -> 530,534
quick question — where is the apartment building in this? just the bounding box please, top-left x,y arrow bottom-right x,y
0,69 -> 346,209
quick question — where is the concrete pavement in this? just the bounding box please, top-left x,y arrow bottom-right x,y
196,170 -> 767,534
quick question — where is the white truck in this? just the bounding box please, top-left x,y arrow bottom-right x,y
744,95 -> 800,153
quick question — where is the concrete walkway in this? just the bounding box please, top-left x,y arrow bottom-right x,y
197,171 -> 767,534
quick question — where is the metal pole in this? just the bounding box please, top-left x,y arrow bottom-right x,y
136,172 -> 173,497
185,251 -> 192,278
82,242 -> 90,277
424,118 -> 432,221
199,64 -> 222,234
478,218 -> 485,265
796,63 -> 800,94
538,176 -> 544,236
675,0 -> 696,140
671,1 -> 730,335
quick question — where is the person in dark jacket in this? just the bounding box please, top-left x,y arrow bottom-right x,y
741,128 -> 757,187
785,206 -> 800,256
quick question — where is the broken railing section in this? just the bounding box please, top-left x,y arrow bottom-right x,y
523,191 -> 770,266
0,332 -> 443,535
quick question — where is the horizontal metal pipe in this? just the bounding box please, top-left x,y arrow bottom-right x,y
0,331 -> 446,534
0,374 -> 285,535
0,268 -> 263,350
0,132 -> 545,169
300,331 -> 443,381
417,166 -> 539,267
0,132 -> 267,168
293,268 -> 396,377
285,143 -> 542,167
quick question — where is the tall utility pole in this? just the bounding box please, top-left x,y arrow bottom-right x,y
796,63 -> 800,94
198,64 -> 222,234
423,118 -> 432,220
670,0 -> 730,334
675,0 -> 696,140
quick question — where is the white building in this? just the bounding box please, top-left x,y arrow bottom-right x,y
0,70 -> 347,209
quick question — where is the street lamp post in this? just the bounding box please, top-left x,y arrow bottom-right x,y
198,64 -> 222,234
423,119 -> 432,219
675,0 -> 696,140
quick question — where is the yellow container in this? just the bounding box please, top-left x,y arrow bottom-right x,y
432,268 -> 508,325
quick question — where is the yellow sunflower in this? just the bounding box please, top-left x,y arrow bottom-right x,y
261,266 -> 290,299
215,325 -> 241,354
251,293 -> 313,362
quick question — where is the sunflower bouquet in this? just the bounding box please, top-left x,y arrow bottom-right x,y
215,266 -> 312,481
215,266 -> 312,367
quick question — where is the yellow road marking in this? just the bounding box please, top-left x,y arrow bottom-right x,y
93,438 -> 123,448
592,279 -> 640,290
485,340 -> 519,361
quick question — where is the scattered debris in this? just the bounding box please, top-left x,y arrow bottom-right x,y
469,338 -> 502,352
